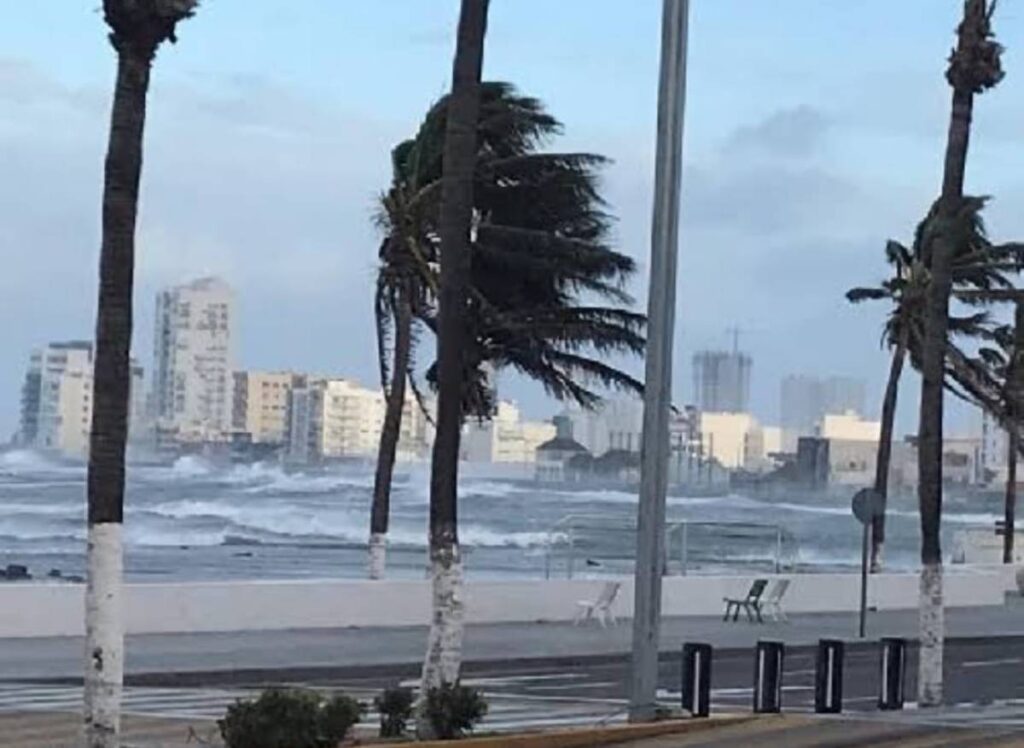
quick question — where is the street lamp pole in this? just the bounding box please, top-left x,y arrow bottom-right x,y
629,0 -> 690,723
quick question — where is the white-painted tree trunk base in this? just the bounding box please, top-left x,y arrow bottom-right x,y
417,545 -> 464,737
918,562 -> 944,707
870,541 -> 884,574
84,522 -> 124,748
368,533 -> 387,580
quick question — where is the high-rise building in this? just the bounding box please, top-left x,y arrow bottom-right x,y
780,375 -> 866,450
692,350 -> 751,413
18,341 -> 144,458
152,277 -> 235,442
232,371 -> 307,445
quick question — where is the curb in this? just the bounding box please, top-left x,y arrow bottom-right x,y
411,715 -> 755,748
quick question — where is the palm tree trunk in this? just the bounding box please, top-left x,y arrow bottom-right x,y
917,0 -> 984,708
870,331 -> 908,573
85,46 -> 151,748
418,0 -> 489,733
1004,429 -> 1017,564
369,295 -> 412,579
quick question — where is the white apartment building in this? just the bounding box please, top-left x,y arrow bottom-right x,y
152,278 -> 234,442
462,401 -> 556,464
285,378 -> 430,463
563,397 -> 644,457
232,371 -> 306,444
19,341 -> 144,459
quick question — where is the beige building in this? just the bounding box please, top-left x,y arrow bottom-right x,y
19,341 -> 144,459
320,379 -> 385,457
286,378 -> 430,463
762,426 -> 783,458
820,411 -> 881,442
699,412 -> 766,471
232,371 -> 306,444
152,277 -> 234,442
463,401 -> 556,464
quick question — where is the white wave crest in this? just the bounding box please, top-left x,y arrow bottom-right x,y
168,455 -> 215,478
0,450 -> 77,476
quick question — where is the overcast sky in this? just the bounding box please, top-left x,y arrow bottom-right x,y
4,1 -> 1024,439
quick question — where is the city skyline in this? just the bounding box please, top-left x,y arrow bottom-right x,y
8,288 -> 991,451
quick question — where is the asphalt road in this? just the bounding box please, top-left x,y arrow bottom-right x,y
5,612 -> 1024,740
5,637 -> 1024,745
113,636 -> 1024,716
4,604 -> 1024,681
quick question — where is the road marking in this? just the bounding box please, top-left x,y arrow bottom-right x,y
962,658 -> 1023,669
527,682 -> 619,691
0,683 -> 638,735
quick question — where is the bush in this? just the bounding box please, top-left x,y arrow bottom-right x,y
321,693 -> 365,742
374,686 -> 415,738
422,682 -> 488,740
218,688 -> 364,748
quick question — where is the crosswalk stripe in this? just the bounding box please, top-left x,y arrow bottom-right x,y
0,681 -> 650,733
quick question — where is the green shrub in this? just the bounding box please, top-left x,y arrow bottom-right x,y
422,682 -> 488,740
218,688 -> 363,748
374,686 -> 415,738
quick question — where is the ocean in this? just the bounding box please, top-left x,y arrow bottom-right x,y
0,449 -> 1005,582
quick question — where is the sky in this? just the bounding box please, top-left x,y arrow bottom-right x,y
4,1 -> 1024,439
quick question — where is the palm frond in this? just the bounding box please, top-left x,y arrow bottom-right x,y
846,286 -> 891,303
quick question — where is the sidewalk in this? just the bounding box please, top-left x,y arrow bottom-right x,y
1,602 -> 1023,682
0,712 -> 217,748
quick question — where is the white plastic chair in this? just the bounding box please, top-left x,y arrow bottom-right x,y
763,579 -> 791,622
574,581 -> 621,627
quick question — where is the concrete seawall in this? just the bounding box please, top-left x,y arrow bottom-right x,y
0,566 -> 1014,638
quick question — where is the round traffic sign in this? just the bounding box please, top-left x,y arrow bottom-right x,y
852,488 -> 883,525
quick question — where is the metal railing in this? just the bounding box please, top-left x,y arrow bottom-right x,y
543,514 -> 795,579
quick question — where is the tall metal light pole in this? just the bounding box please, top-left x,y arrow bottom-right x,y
629,0 -> 690,723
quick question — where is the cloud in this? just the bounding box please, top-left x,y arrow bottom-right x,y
0,58 -> 412,433
725,105 -> 831,159
0,57 -> 103,114
683,162 -> 864,237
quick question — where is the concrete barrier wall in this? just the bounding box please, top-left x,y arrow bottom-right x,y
0,568 -> 1009,638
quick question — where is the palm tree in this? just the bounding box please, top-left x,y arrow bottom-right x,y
418,0 -> 490,734
370,84 -> 644,578
1001,306 -> 1024,565
847,197 -> 1018,572
86,2 -> 198,746
369,84 -> 559,579
974,303 -> 1024,563
369,149 -> 432,580
915,0 -> 1003,707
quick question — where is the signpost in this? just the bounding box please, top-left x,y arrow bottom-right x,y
851,488 -> 883,638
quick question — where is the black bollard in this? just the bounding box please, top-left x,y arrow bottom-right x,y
878,637 -> 906,711
753,640 -> 784,714
814,639 -> 844,714
681,643 -> 712,717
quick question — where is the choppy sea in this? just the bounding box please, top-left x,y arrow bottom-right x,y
0,449 -> 1003,582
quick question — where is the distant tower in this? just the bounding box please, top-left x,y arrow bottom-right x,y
692,349 -> 751,413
